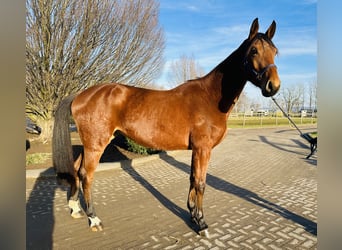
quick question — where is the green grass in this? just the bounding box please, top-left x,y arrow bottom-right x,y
309,131 -> 317,138
227,116 -> 317,128
26,153 -> 51,165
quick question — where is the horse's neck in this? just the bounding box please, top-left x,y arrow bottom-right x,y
204,48 -> 247,114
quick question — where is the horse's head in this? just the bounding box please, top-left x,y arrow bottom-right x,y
244,18 -> 280,97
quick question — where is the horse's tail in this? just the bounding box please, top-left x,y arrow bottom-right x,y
52,94 -> 78,186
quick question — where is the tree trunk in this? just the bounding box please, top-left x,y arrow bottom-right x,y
36,118 -> 54,144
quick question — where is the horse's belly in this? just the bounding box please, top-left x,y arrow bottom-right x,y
120,122 -> 190,151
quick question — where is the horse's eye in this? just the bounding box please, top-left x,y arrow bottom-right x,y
251,47 -> 258,56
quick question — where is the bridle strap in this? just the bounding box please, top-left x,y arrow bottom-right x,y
244,60 -> 277,80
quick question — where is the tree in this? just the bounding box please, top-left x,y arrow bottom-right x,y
26,0 -> 165,142
308,79 -> 317,110
234,91 -> 250,113
279,84 -> 303,114
167,54 -> 205,87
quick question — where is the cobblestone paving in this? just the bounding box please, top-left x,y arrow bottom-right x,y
26,127 -> 317,249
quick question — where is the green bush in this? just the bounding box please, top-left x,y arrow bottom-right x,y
125,137 -> 161,155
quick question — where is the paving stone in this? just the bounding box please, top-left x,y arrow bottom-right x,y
26,127 -> 317,249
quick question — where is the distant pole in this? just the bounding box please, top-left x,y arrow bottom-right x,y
243,112 -> 246,128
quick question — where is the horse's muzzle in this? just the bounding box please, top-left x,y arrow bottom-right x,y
262,80 -> 280,97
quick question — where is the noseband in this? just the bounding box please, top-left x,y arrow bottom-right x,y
244,59 -> 277,81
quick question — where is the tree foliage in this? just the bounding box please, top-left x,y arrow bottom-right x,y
279,84 -> 304,114
26,0 -> 165,141
234,91 -> 250,112
167,54 -> 205,87
308,80 -> 317,110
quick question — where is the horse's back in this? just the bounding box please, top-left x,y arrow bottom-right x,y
70,82 -> 227,151
70,83 -> 191,149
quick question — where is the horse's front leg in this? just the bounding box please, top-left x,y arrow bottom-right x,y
187,147 -> 211,237
80,149 -> 104,232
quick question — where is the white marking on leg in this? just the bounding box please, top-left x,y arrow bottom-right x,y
68,200 -> 83,218
88,216 -> 103,231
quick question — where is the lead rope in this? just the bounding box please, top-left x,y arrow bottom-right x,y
271,96 -> 303,136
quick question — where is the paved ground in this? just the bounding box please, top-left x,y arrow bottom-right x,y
26,126 -> 317,249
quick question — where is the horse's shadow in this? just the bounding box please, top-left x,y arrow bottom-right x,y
259,135 -> 317,166
159,153 -> 317,236
26,169 -> 63,249
119,161 -> 199,232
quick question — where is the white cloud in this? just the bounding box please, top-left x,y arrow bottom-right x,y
160,1 -> 206,13
184,4 -> 200,12
278,40 -> 316,56
275,27 -> 317,56
302,0 -> 317,4
280,72 -> 317,84
213,24 -> 250,37
280,46 -> 316,56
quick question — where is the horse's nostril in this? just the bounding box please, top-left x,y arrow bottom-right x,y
266,81 -> 273,93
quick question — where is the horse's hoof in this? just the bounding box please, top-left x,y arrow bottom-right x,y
199,228 -> 210,238
88,216 -> 103,232
91,224 -> 104,232
70,210 -> 84,219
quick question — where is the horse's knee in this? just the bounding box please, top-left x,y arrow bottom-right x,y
192,180 -> 206,196
197,181 -> 206,193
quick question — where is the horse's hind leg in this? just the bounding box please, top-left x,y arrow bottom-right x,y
68,154 -> 84,219
79,148 -> 106,231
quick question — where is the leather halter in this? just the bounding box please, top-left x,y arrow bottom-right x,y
244,59 -> 277,81
243,34 -> 277,81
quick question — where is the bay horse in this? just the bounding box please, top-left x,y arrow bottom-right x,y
53,18 -> 280,235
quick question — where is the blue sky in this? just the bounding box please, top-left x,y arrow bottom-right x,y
156,0 -> 317,103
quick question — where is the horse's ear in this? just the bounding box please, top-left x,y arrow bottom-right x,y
265,20 -> 276,40
248,18 -> 259,40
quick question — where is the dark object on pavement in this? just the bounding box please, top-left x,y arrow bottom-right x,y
26,118 -> 42,135
271,97 -> 317,159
